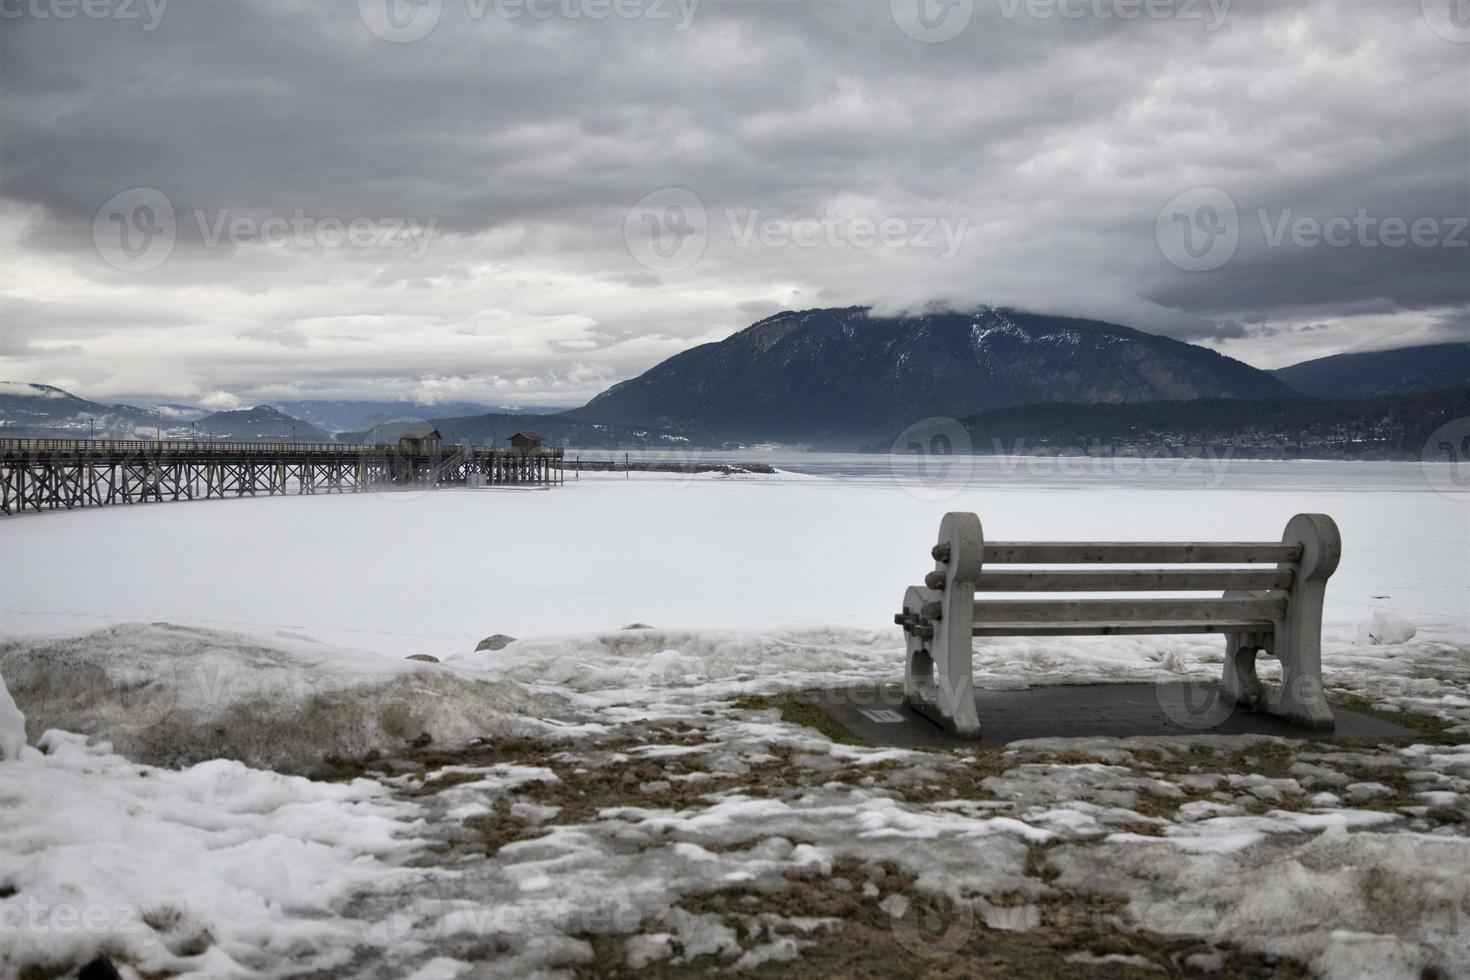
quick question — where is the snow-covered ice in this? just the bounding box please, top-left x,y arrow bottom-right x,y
1,457 -> 1467,978
1,457 -> 1464,657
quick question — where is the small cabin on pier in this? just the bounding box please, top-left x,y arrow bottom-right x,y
373,422 -> 441,454
397,424 -> 441,454
509,431 -> 543,450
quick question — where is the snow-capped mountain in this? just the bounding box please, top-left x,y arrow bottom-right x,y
567,307 -> 1295,443
0,382 -> 167,438
190,406 -> 334,442
0,384 -> 331,442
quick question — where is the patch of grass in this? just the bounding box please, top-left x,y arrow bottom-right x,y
1329,693 -> 1458,743
567,855 -> 1308,979
733,692 -> 865,746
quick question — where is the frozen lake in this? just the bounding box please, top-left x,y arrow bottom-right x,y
1,456 -> 1464,658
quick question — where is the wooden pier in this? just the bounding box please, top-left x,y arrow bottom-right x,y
0,438 -> 564,516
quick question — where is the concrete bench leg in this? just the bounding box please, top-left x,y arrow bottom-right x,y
1221,625 -> 1268,709
902,585 -> 939,708
904,512 -> 983,737
1234,517 -> 1340,731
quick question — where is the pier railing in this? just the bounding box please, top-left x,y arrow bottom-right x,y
0,438 -> 563,457
0,438 -> 564,515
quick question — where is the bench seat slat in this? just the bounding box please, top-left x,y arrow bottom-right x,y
971,620 -> 1274,637
972,596 -> 1287,623
973,569 -> 1293,592
982,542 -> 1301,564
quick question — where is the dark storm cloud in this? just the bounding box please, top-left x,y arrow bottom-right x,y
1,0 -> 1465,402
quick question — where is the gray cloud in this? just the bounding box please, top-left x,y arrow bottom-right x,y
1,0 -> 1466,404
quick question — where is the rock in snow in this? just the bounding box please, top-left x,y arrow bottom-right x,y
1359,610 -> 1418,646
475,633 -> 517,651
0,668 -> 26,760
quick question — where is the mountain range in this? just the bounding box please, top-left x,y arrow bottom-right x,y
567,308 -> 1297,443
3,308 -> 1466,450
1269,342 -> 1470,399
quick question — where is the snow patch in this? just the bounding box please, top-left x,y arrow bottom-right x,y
1359,610 -> 1418,646
0,730 -> 429,978
0,667 -> 27,759
0,623 -> 574,773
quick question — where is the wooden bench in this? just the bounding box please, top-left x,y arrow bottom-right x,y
894,512 -> 1341,736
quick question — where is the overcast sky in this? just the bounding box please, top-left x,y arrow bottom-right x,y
1,0 -> 1466,409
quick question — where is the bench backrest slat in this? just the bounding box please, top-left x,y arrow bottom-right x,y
973,568 -> 1293,593
971,596 -> 1287,624
980,542 -> 1301,564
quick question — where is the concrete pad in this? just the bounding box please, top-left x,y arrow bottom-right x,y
811,683 -> 1417,749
